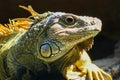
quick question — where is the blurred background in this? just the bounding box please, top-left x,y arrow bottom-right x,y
0,0 -> 120,59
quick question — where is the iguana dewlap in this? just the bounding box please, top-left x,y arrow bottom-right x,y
0,6 -> 112,80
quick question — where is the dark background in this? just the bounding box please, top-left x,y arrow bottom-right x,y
0,0 -> 119,59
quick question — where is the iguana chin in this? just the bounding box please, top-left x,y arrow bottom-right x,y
0,6 -> 112,80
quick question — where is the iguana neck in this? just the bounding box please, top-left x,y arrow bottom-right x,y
12,22 -> 46,54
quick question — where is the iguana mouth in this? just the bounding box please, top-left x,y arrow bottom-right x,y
75,17 -> 102,51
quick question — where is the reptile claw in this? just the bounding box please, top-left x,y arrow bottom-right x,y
66,65 -> 85,80
66,64 -> 112,80
82,64 -> 112,80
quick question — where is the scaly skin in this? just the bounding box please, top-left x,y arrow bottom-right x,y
0,6 -> 112,80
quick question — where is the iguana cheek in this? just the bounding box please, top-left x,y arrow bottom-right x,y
40,43 -> 52,58
40,42 -> 60,58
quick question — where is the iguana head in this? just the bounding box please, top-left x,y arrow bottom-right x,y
36,12 -> 102,62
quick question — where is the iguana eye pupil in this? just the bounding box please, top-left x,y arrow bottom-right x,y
65,16 -> 75,25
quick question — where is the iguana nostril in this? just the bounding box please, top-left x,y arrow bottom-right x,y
90,21 -> 95,25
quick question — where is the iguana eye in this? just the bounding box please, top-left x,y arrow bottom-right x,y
62,15 -> 76,25
65,16 -> 76,25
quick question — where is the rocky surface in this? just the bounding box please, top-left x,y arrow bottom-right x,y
94,57 -> 120,80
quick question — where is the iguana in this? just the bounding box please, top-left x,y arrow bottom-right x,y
0,6 -> 112,80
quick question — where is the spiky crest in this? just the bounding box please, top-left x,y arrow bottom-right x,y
0,5 -> 52,38
0,5 -> 40,38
